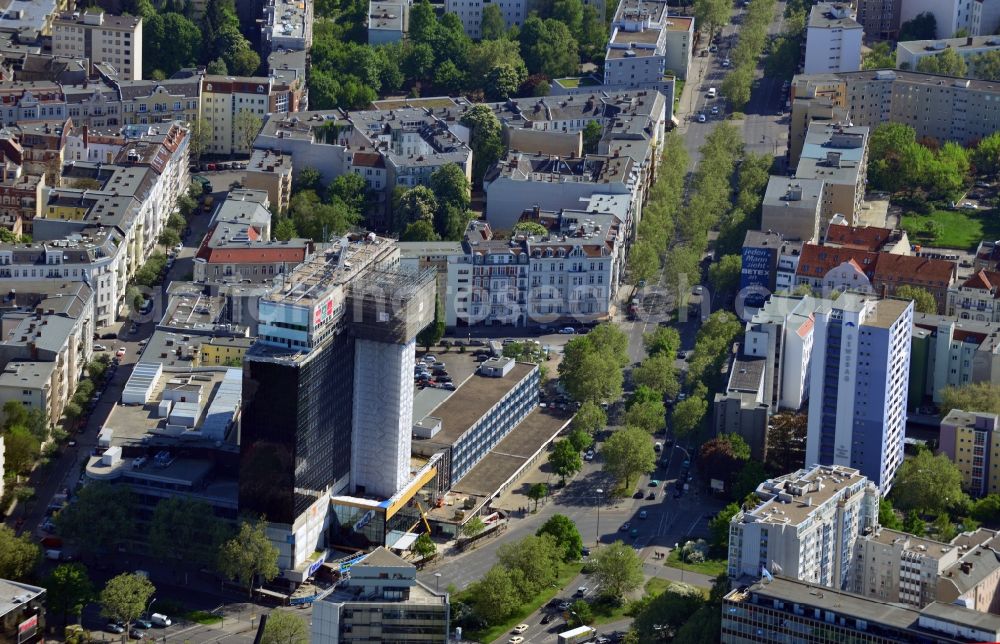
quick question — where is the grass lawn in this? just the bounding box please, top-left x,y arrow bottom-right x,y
459,562 -> 584,643
557,77 -> 581,88
901,208 -> 1000,251
185,611 -> 222,625
665,548 -> 727,578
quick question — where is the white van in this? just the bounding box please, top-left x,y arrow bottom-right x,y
707,87 -> 717,98
150,613 -> 172,627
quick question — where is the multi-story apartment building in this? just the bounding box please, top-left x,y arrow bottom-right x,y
857,0 -> 901,40
743,294 -> 820,411
446,0 -> 602,38
446,199 -> 628,327
897,35 -> 1000,71
948,269 -> 1000,322
240,235 -> 435,575
760,177 -> 825,243
722,576 -> 1000,644
940,409 -> 1000,497
806,294 -> 912,491
51,9 -> 142,80
804,3 -> 863,74
243,148 -> 292,213
484,152 -> 637,230
851,528 -> 959,607
793,122 -> 869,223
788,243 -> 957,312
899,0 -> 989,39
909,313 -> 1000,407
0,82 -> 67,125
367,0 -> 410,45
790,70 -> 1000,157
0,122 -> 189,326
115,77 -> 201,127
0,281 -> 94,427
973,239 -> 1000,272
202,76 -> 275,156
0,161 -> 44,236
260,0 -> 313,55
311,547 -> 450,643
727,464 -> 879,588
604,0 -> 693,84
254,104 -> 472,230
193,189 -> 313,283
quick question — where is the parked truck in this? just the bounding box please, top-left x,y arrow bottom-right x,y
558,625 -> 596,644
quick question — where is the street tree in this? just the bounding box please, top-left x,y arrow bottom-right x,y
549,439 -> 583,484
234,109 -> 263,153
536,514 -> 583,561
632,353 -> 680,399
0,526 -> 39,581
498,534 -> 562,597
100,573 -> 154,634
624,399 -> 666,434
527,482 -> 549,512
217,518 -> 280,599
643,326 -> 680,358
485,63 -> 525,101
572,400 -> 607,434
430,164 -> 471,219
895,285 -> 937,314
149,497 -> 230,568
694,0 -> 731,36
56,482 -> 135,556
602,426 -> 656,489
592,540 -> 644,602
187,117 -> 212,162
892,448 -> 966,514
2,425 -> 39,475
157,228 -> 181,253
671,393 -> 708,440
627,240 -> 659,285
708,254 -> 742,296
45,563 -> 94,624
730,461 -> 769,502
461,516 -> 486,539
568,428 -> 593,453
471,565 -> 519,625
261,610 -> 309,644
413,533 -> 437,558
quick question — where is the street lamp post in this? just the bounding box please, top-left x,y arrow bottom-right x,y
595,488 -> 603,547
675,542 -> 684,584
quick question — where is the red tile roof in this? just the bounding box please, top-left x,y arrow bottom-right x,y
825,224 -> 896,251
352,152 -> 385,168
872,254 -> 956,289
960,269 -> 1000,293
795,244 -> 875,279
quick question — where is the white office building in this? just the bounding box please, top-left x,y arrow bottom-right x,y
804,3 -> 863,74
604,0 -> 694,85
728,464 -> 879,589
806,294 -> 913,492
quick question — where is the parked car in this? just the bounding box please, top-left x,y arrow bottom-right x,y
423,355 -> 437,363
639,510 -> 648,519
540,613 -> 554,624
441,382 -> 456,390
116,348 -> 127,358
620,522 -> 631,531
711,105 -> 720,115
106,623 -> 125,634
722,58 -> 731,67
559,327 -> 575,334
150,614 -> 171,627
513,624 -> 529,634
575,586 -> 589,596
697,113 -> 707,123
509,637 -> 525,644
94,344 -> 108,352
647,491 -> 656,500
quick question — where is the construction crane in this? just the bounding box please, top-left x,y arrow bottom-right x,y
405,499 -> 433,535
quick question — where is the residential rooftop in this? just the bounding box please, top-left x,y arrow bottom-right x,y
744,464 -> 868,526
